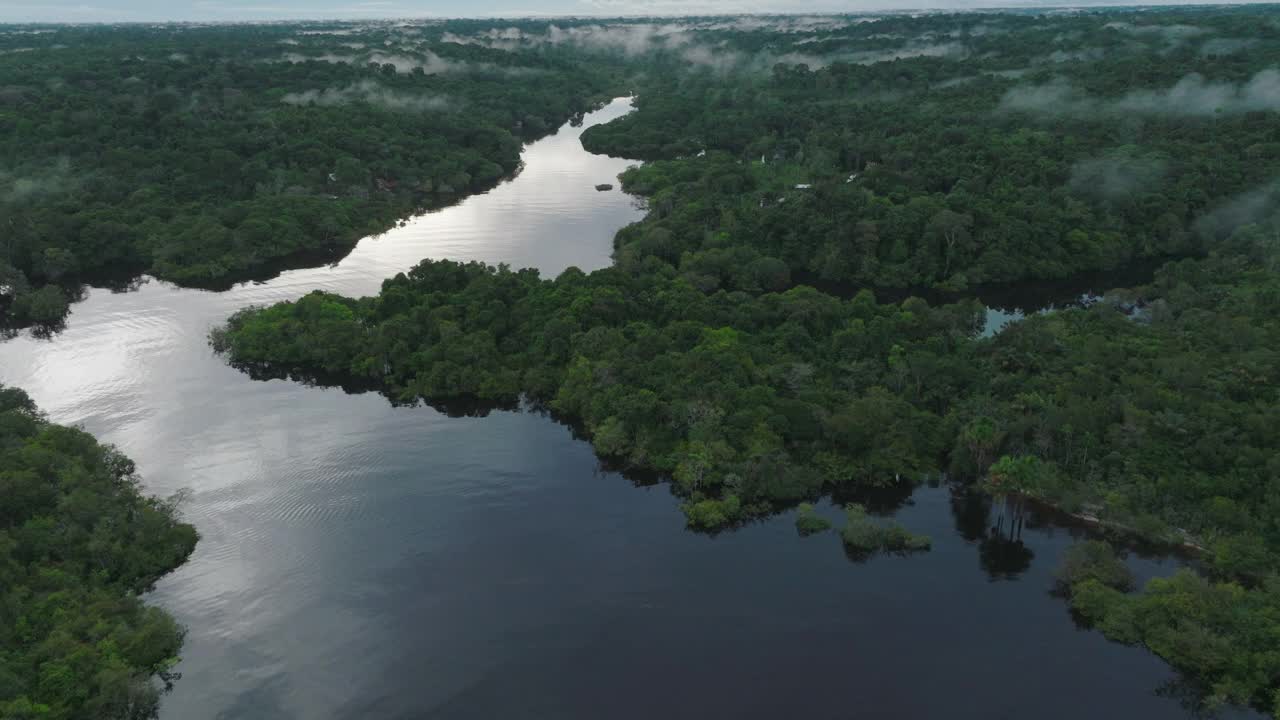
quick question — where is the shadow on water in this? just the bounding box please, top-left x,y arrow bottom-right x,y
230,361 -> 520,418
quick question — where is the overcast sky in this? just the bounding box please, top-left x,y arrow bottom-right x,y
0,0 -> 1254,23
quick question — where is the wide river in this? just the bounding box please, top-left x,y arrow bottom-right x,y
0,98 -> 1258,720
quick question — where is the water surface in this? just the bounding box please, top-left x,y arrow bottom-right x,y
0,98 -> 1257,720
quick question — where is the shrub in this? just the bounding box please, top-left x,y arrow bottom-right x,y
1056,541 -> 1134,594
795,502 -> 832,536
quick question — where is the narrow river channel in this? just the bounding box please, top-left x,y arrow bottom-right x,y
0,98 -> 1258,720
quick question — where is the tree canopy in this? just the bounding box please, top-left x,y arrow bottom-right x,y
0,385 -> 198,719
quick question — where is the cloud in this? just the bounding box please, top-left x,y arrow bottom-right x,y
1,157 -> 75,204
846,39 -> 965,64
1103,21 -> 1207,45
1038,46 -> 1104,64
1117,70 -> 1280,115
545,23 -> 696,55
1068,151 -> 1167,200
1199,37 -> 1257,56
281,80 -> 451,111
278,48 -> 526,75
1194,179 -> 1280,241
1000,69 -> 1280,117
1000,78 -> 1089,113
681,45 -> 744,72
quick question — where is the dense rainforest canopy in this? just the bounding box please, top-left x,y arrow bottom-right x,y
0,23 -> 618,328
211,8 -> 1280,716
3,7 -> 1280,718
0,384 -> 198,719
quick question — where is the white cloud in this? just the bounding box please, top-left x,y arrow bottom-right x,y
1000,69 -> 1280,117
281,80 -> 453,111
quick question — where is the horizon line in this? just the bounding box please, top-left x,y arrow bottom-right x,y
1,2 -> 1273,27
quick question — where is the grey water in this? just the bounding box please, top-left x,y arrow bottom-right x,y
0,98 -> 1258,719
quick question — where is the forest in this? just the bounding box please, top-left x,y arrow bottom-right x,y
0,385 -> 198,719
0,23 -> 618,328
212,8 -> 1280,716
2,6 -> 1279,717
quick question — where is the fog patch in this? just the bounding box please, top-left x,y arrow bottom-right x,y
1001,69 -> 1280,117
847,40 -> 966,64
444,19 -> 859,56
545,23 -> 696,56
1117,70 -> 1280,115
1000,78 -> 1089,113
1,157 -> 74,204
934,75 -> 977,89
694,16 -> 853,32
281,81 -> 452,113
681,45 -> 744,72
1103,21 -> 1207,48
793,34 -> 851,45
1200,38 -> 1257,56
1040,47 -> 1104,64
279,51 -> 355,65
966,23 -> 1007,37
278,49 -> 525,76
297,28 -> 358,36
1194,179 -> 1280,241
1068,150 -> 1167,200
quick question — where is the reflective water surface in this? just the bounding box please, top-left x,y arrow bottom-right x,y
0,99 -> 1258,719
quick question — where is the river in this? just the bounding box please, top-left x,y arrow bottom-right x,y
0,98 -> 1258,719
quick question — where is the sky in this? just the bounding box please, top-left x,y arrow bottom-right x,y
0,0 -> 1261,23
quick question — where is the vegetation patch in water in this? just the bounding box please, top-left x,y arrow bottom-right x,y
839,503 -> 931,557
794,502 -> 832,536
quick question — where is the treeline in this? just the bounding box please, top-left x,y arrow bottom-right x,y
0,385 -> 199,719
0,24 -> 619,328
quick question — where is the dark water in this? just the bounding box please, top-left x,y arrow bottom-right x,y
0,99 -> 1259,720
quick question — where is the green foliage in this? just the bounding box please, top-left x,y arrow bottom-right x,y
983,455 -> 1050,496
0,385 -> 198,719
839,504 -> 931,555
581,7 -> 1280,299
1071,571 -> 1280,715
794,503 -> 832,536
681,495 -> 743,530
1055,541 -> 1135,594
